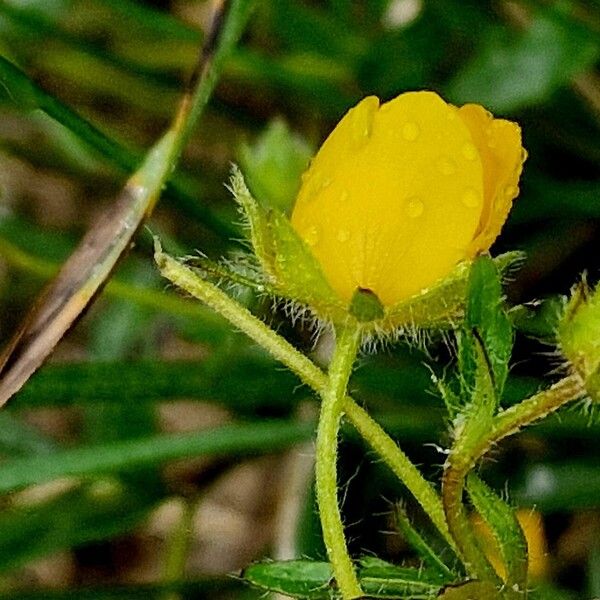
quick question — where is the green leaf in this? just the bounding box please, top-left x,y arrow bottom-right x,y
0,420 -> 313,495
466,474 -> 528,592
243,560 -> 333,599
460,255 -> 513,402
448,9 -> 600,112
394,505 -> 457,581
243,558 -> 451,598
238,118 -> 313,213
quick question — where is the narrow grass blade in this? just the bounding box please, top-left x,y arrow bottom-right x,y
0,419 -> 312,495
0,0 -> 253,406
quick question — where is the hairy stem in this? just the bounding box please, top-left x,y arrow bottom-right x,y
442,374 -> 586,578
315,325 -> 362,598
155,247 -> 454,548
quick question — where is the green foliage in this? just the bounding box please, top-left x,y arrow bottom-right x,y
459,256 -> 513,403
243,557 -> 453,598
467,474 -> 528,591
0,0 -> 598,597
449,7 -> 600,112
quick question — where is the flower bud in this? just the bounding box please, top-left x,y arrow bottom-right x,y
559,280 -> 600,400
233,91 -> 526,334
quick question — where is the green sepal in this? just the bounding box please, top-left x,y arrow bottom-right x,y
379,252 -> 523,336
558,278 -> 600,401
243,558 -> 454,599
268,208 -> 347,319
466,474 -> 529,592
238,118 -> 313,214
350,288 -> 385,322
229,165 -> 276,279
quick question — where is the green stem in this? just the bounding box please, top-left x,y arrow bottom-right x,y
442,458 -> 498,580
155,247 -> 455,549
316,325 -> 362,599
343,400 -> 453,550
442,373 -> 586,578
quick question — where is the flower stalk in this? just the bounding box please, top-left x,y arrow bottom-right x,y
315,324 -> 363,598
154,243 -> 453,546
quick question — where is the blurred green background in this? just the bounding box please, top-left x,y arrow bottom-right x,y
0,0 -> 599,598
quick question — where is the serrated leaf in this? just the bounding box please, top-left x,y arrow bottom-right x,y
244,558 -> 451,599
238,118 -> 313,214
467,474 -> 528,592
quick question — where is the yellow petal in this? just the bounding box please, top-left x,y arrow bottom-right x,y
456,104 -> 525,255
291,91 -> 485,306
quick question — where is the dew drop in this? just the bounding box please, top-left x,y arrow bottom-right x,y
322,177 -> 332,188
521,148 -> 529,162
462,142 -> 478,161
380,102 -> 392,113
304,225 -> 320,247
461,187 -> 480,208
405,197 -> 424,218
351,102 -> 376,144
437,156 -> 457,175
339,190 -> 350,202
504,185 -> 517,198
336,229 -> 350,243
402,121 -> 420,141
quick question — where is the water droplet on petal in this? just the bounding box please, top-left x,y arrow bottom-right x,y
437,156 -> 457,175
402,121 -> 420,141
521,148 -> 529,162
405,197 -> 424,218
351,101 -> 376,144
304,225 -> 320,246
380,102 -> 392,113
336,229 -> 350,243
504,185 -> 517,198
461,187 -> 480,208
339,190 -> 349,202
462,142 -> 478,161
322,177 -> 332,188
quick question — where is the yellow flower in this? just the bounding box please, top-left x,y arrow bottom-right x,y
291,91 -> 526,307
